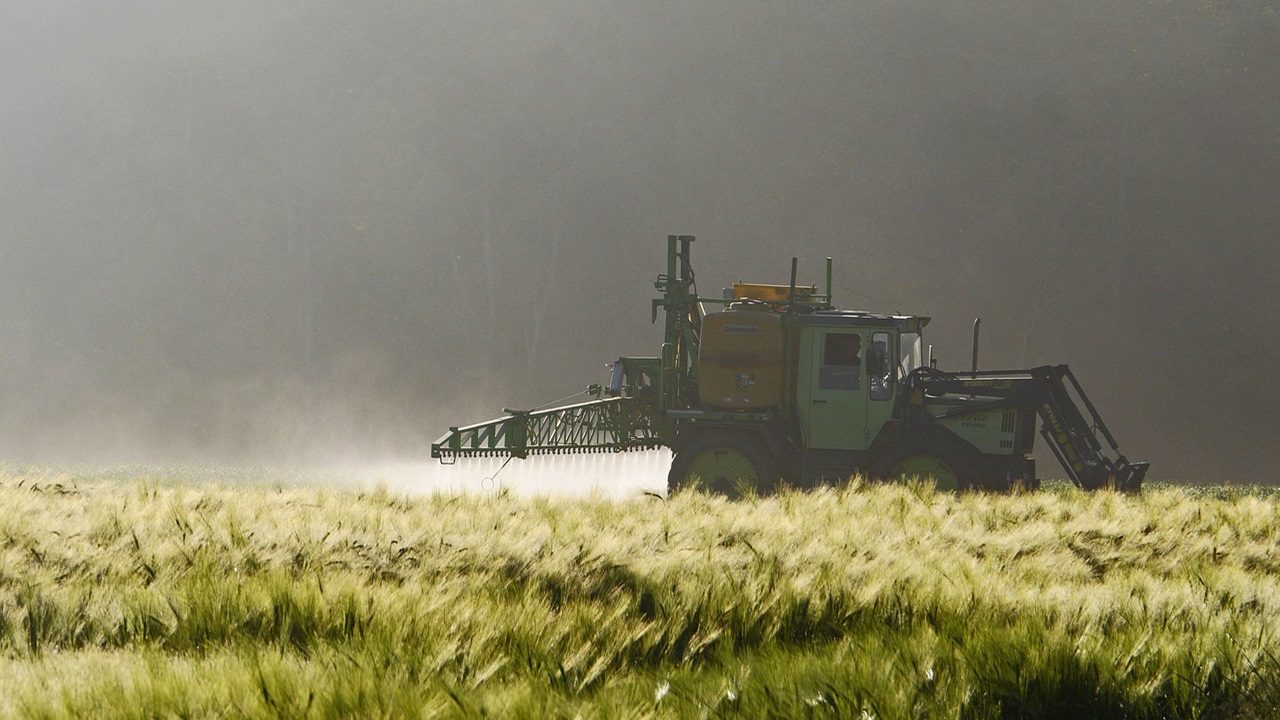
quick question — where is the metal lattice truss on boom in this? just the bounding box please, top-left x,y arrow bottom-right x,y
432,396 -> 662,460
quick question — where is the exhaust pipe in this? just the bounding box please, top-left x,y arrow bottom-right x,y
971,318 -> 981,373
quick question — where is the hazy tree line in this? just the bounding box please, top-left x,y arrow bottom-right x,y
1,2 -> 1276,479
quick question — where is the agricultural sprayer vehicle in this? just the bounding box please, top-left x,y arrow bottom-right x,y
432,236 -> 1149,493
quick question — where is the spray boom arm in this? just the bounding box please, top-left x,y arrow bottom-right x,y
431,236 -> 705,462
431,395 -> 662,460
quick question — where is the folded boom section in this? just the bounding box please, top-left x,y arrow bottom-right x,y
431,396 -> 663,460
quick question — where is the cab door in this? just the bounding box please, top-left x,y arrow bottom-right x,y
865,331 -> 896,444
803,328 -> 868,450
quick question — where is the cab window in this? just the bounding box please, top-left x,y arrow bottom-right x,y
869,332 -> 893,400
819,333 -> 861,390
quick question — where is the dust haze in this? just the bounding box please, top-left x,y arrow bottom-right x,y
2,2 -> 1277,481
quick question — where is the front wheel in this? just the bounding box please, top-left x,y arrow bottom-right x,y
667,433 -> 779,498
885,453 -> 962,490
870,433 -> 979,491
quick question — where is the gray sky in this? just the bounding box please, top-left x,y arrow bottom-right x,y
2,2 -> 1277,481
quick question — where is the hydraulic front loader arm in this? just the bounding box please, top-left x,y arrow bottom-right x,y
907,365 -> 1149,491
1033,365 -> 1149,491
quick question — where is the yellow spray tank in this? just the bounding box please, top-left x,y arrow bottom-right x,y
697,308 -> 785,410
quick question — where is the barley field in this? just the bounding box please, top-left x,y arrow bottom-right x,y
0,466 -> 1276,718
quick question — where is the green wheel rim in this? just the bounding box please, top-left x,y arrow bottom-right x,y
891,455 -> 959,490
686,447 -> 758,491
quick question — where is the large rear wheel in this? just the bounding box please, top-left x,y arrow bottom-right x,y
667,433 -> 778,498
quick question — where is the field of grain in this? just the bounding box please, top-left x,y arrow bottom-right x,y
0,466 -> 1276,718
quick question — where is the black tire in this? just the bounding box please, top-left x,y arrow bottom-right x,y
667,432 -> 780,498
869,431 -> 981,491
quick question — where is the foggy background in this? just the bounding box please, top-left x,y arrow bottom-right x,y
2,2 -> 1276,481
